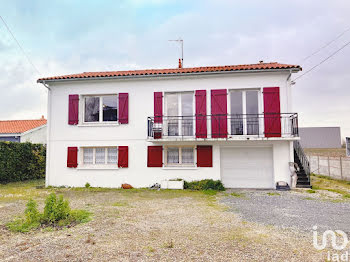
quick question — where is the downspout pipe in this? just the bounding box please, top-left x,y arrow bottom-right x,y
39,80 -> 51,187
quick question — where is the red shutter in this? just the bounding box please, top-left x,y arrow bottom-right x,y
211,89 -> 227,138
153,92 -> 163,139
67,147 -> 78,168
263,87 -> 281,137
118,146 -> 128,168
197,146 -> 212,167
68,95 -> 79,125
195,90 -> 207,138
118,93 -> 129,124
154,92 -> 163,123
147,146 -> 162,167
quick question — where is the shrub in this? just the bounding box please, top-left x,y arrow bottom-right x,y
7,193 -> 91,232
25,199 -> 41,224
85,182 -> 91,188
0,141 -> 46,183
43,193 -> 71,223
184,179 -> 225,191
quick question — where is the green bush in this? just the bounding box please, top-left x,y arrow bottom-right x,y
43,193 -> 71,223
184,179 -> 225,191
0,141 -> 46,183
7,193 -> 91,232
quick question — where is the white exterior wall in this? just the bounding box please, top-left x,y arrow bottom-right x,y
20,125 -> 47,144
46,71 -> 295,188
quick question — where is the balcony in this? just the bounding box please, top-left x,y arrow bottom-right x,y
147,113 -> 299,140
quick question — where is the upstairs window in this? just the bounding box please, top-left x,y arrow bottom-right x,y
84,95 -> 118,123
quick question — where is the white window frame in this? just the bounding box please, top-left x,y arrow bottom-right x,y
164,92 -> 195,137
228,89 -> 262,136
82,94 -> 119,125
164,146 -> 196,167
80,146 -> 118,168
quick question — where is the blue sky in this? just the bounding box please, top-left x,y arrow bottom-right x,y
1,0 -> 350,139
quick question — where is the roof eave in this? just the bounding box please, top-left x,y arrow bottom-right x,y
37,67 -> 301,84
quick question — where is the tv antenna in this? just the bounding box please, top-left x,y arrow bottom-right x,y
169,38 -> 183,67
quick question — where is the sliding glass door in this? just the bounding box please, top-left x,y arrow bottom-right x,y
230,90 -> 260,136
246,90 -> 259,135
165,92 -> 194,137
230,91 -> 243,135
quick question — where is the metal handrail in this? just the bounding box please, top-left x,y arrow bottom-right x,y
293,140 -> 311,179
147,113 -> 299,139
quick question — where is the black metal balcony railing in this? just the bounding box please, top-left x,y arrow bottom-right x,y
147,113 -> 299,139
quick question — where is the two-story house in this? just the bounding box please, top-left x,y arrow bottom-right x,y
38,62 -> 310,189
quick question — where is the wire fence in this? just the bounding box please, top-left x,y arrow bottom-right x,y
307,155 -> 350,181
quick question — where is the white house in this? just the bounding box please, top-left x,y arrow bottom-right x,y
0,117 -> 47,144
38,62 -> 310,189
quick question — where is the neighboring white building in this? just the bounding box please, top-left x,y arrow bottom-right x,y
38,62 -> 307,189
0,117 -> 47,144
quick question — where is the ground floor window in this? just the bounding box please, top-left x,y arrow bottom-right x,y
165,146 -> 195,166
82,147 -> 118,166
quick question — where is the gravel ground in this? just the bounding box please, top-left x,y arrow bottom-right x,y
221,189 -> 350,233
0,182 -> 327,262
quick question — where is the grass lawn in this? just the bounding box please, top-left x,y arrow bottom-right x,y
0,180 -> 326,261
310,174 -> 350,199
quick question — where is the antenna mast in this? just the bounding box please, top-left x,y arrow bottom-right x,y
169,38 -> 183,67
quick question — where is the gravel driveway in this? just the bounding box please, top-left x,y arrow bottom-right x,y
221,190 -> 350,232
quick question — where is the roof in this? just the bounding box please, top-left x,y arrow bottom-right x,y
37,62 -> 301,82
0,118 -> 47,134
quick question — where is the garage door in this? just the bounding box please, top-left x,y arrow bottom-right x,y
220,147 -> 274,188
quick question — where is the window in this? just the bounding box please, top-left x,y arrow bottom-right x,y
82,147 -> 118,166
84,95 -> 118,123
165,92 -> 194,136
165,146 -> 195,166
230,90 -> 260,135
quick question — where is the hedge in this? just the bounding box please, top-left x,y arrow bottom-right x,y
0,141 -> 46,183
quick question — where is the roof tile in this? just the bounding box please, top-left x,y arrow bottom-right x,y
37,62 -> 301,82
0,119 -> 47,134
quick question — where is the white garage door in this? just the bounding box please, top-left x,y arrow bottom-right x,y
220,147 -> 274,188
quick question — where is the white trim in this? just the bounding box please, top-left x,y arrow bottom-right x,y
164,91 -> 195,137
228,88 -> 261,136
162,167 -> 198,170
77,123 -> 120,127
21,124 -> 47,136
81,94 -> 119,125
46,89 -> 52,187
38,68 -> 301,84
149,136 -> 300,142
77,167 -> 119,170
80,146 -> 118,167
164,145 -> 196,167
0,133 -> 21,137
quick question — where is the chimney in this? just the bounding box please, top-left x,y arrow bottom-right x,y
178,58 -> 182,68
41,115 -> 45,120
